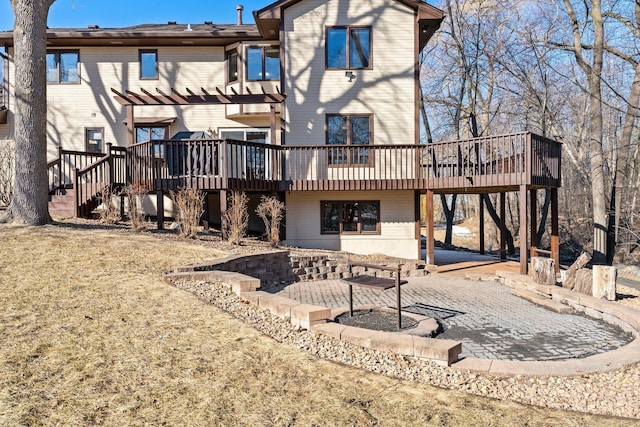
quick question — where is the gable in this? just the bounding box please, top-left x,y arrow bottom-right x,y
255,0 -> 443,49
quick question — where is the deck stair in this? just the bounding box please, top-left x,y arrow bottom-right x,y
46,144 -> 126,219
48,185 -> 106,219
48,188 -> 76,219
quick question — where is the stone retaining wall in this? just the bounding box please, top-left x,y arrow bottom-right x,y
177,252 -> 431,287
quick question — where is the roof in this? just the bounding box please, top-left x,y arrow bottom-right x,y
0,22 -> 263,47
0,0 -> 443,49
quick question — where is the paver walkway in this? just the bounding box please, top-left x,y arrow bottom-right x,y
274,276 -> 634,361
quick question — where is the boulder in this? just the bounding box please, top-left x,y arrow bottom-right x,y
574,268 -> 593,295
563,252 -> 592,290
592,265 -> 617,301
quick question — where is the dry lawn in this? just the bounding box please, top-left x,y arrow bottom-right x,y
0,223 -> 633,426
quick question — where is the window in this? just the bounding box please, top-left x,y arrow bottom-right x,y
326,27 -> 371,69
136,125 -> 168,157
227,49 -> 238,83
85,128 -> 104,153
246,46 -> 280,81
326,114 -> 372,165
46,50 -> 80,83
321,201 -> 380,234
139,50 -> 158,79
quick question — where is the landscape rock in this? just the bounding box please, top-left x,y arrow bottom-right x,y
531,257 -> 556,285
563,252 -> 591,290
592,265 -> 617,301
574,268 -> 593,295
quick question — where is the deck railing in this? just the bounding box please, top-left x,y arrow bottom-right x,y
125,132 -> 561,193
74,144 -> 127,215
47,147 -> 106,193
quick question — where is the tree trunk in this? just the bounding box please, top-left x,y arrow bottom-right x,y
614,61 -> 640,246
563,0 -> 607,264
536,189 -> 551,245
482,194 -> 515,254
440,194 -> 457,245
587,2 -> 607,264
0,0 -> 54,225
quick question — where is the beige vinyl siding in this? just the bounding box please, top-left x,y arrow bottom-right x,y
0,46 -> 275,160
285,190 -> 419,259
283,0 -> 416,147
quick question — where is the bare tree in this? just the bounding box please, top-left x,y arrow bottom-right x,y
561,0 -> 608,263
223,191 -> 249,245
0,139 -> 14,206
256,195 -> 286,247
0,0 -> 55,225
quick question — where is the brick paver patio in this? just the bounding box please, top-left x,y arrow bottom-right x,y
274,276 -> 634,360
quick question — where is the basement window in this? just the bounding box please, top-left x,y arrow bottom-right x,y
321,201 -> 380,234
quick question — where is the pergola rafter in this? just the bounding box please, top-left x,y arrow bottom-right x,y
110,86 -> 285,106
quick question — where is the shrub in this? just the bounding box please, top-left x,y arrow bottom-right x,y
0,139 -> 14,207
171,188 -> 205,238
97,185 -> 121,224
256,195 -> 286,247
123,184 -> 147,232
223,191 -> 248,245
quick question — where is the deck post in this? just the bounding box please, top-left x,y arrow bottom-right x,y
425,189 -> 435,265
202,191 -> 210,230
126,105 -> 135,147
156,190 -> 164,230
551,187 -> 560,272
519,185 -> 528,274
220,190 -> 228,240
270,104 -> 277,146
479,194 -> 485,254
414,191 -> 421,260
499,192 -> 506,260
529,189 -> 537,259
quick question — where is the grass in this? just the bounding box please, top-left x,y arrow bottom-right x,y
0,222 -> 634,426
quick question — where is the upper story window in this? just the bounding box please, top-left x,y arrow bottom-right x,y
326,114 -> 372,165
326,27 -> 371,70
139,50 -> 158,80
227,49 -> 238,83
246,46 -> 280,81
46,50 -> 80,84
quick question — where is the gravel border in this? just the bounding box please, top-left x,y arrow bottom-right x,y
171,278 -> 640,420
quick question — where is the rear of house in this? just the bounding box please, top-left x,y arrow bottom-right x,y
0,0 -> 444,260
0,0 -> 563,272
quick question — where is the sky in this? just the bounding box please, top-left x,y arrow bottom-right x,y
0,0 -> 271,31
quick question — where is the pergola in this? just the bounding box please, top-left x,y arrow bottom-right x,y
110,86 -> 287,146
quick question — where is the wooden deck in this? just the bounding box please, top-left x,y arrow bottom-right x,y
126,132 -> 561,194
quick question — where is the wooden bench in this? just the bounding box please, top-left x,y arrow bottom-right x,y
342,262 -> 407,329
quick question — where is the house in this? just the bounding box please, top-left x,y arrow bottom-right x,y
0,0 -> 561,273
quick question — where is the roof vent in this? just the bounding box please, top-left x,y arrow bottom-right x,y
236,5 -> 244,25
87,25 -> 99,29
168,21 -> 177,25
185,24 -> 193,32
